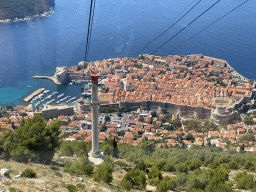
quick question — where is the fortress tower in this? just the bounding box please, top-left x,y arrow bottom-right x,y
88,71 -> 104,165
210,104 -> 229,125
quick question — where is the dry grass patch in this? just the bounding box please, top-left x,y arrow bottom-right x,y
0,157 -> 150,192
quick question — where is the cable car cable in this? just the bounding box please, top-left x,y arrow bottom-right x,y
150,0 -> 221,55
85,0 -> 94,61
169,0 -> 250,54
137,0 -> 202,55
87,0 -> 97,61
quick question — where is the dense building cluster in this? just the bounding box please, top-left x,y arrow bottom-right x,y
77,54 -> 252,108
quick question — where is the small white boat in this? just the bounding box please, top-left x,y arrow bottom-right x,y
82,92 -> 91,97
28,86 -> 31,88
43,90 -> 50,94
57,94 -> 64,98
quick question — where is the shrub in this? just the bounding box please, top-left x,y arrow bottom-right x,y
205,165 -> 231,192
3,181 -> 11,185
156,179 -> 170,192
50,165 -> 60,170
54,171 -> 63,177
209,160 -> 220,169
4,172 -> 10,178
235,171 -> 255,189
228,160 -> 238,170
148,165 -> 163,185
59,144 -> 74,156
115,160 -> 129,171
21,169 -> 36,178
64,156 -> 93,176
176,173 -> 187,190
66,184 -> 77,192
186,158 -> 201,171
186,172 -> 204,191
100,140 -> 114,156
76,183 -> 85,189
104,155 -> 115,169
163,162 -> 175,172
136,159 -> 147,171
156,176 -> 177,192
59,141 -> 90,158
93,162 -> 113,184
244,160 -> 254,171
9,188 -> 23,192
120,169 -> 147,190
155,159 -> 167,170
175,163 -> 188,174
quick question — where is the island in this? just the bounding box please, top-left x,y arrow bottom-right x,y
0,0 -> 55,23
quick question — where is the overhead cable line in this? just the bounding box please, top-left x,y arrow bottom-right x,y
87,0 -> 97,59
137,0 -> 202,55
169,0 -> 250,54
161,0 -> 198,30
85,0 -> 96,61
150,0 -> 221,55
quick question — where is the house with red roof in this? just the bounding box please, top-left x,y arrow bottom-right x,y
156,121 -> 162,127
183,140 -> 192,149
168,133 -> 177,139
136,121 -> 144,128
208,131 -> 219,138
107,128 -> 117,135
237,128 -> 246,135
124,132 -> 134,141
58,115 -> 69,122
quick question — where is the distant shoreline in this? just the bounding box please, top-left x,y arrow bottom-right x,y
0,10 -> 54,24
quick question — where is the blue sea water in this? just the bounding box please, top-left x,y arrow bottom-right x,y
0,0 -> 255,107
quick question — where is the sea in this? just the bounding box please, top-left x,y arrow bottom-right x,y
0,0 -> 255,107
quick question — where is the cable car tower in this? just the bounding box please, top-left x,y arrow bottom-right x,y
84,0 -> 104,165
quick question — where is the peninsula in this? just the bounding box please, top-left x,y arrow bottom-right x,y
33,54 -> 256,125
0,0 -> 55,23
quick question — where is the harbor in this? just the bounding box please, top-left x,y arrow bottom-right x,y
21,80 -> 91,110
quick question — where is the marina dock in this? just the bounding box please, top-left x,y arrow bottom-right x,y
23,88 -> 45,103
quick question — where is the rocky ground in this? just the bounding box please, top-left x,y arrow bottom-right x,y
0,154 -> 139,192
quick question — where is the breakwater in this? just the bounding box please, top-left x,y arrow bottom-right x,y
33,75 -> 61,85
23,88 -> 45,103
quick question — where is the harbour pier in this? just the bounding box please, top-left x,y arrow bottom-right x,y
23,88 -> 45,103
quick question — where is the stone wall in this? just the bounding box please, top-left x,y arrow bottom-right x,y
120,101 -> 212,118
41,106 -> 74,119
77,91 -> 255,124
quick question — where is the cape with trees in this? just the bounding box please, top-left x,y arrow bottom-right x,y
0,0 -> 55,22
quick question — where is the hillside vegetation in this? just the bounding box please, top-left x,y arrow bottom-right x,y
0,0 -> 53,21
2,114 -> 256,191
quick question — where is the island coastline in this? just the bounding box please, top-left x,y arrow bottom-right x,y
0,0 -> 55,24
0,10 -> 54,24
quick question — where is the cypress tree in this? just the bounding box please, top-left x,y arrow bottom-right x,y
113,137 -> 118,158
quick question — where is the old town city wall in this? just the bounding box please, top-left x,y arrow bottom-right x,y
98,101 -> 212,119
